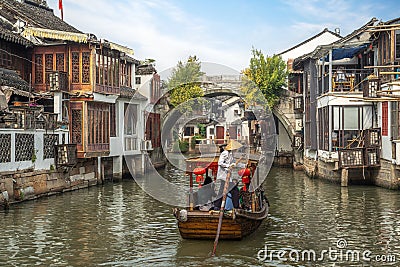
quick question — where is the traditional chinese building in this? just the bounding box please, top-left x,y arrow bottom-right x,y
292,18 -> 400,189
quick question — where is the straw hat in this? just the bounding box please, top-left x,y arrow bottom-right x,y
225,139 -> 243,151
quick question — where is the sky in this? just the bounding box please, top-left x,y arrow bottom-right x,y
47,0 -> 400,73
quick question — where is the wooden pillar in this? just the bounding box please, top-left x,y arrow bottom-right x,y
341,168 -> 349,187
329,49 -> 333,92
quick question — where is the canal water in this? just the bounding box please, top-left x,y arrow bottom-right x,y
1,166 -> 400,266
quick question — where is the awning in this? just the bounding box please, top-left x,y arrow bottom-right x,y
325,44 -> 368,61
23,27 -> 88,43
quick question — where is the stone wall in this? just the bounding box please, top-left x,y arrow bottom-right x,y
0,158 -> 99,208
371,159 -> 400,190
303,156 -> 399,189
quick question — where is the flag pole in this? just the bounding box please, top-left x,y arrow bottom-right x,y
59,0 -> 64,20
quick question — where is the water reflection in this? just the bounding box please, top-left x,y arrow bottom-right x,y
0,167 -> 399,266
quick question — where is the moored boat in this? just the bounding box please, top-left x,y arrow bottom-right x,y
173,153 -> 269,240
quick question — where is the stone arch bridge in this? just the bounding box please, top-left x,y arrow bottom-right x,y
199,75 -> 303,168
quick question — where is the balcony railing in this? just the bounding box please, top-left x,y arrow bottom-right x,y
318,69 -> 374,95
94,84 -> 120,95
338,128 -> 381,169
1,107 -> 58,130
339,147 -> 380,168
377,65 -> 400,84
125,137 -> 138,151
87,143 -> 110,152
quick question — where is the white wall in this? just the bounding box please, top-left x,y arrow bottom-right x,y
136,74 -> 153,99
109,98 -> 145,157
277,120 -> 292,152
0,129 -> 68,172
280,31 -> 341,62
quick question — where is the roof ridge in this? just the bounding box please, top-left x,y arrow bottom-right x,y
278,28 -> 342,56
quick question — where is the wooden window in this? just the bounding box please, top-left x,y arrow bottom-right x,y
392,102 -> 400,140
96,53 -> 100,84
396,31 -> 400,59
72,52 -> 80,83
88,102 -> 110,150
110,104 -> 116,137
104,56 -> 108,86
0,41 -> 12,68
124,103 -> 137,135
318,106 -> 329,151
304,72 -> 311,148
35,54 -> 43,84
82,52 -> 90,83
71,109 -> 82,144
184,127 -> 194,136
382,102 -> 388,136
45,54 -> 53,84
56,53 -> 65,71
114,58 -> 119,87
45,54 -> 53,71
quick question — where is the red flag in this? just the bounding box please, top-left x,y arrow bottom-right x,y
59,0 -> 64,20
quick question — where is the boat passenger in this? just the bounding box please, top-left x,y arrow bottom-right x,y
197,176 -> 216,211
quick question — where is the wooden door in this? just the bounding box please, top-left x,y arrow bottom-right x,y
216,126 -> 225,144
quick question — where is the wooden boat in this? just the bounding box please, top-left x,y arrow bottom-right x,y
173,153 -> 269,240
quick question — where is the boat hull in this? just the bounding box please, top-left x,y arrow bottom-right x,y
174,202 -> 268,240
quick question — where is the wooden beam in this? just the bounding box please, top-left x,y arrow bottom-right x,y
379,72 -> 400,75
366,29 -> 400,32
367,24 -> 400,28
364,65 -> 400,69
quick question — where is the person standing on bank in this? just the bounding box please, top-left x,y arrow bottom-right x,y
214,139 -> 243,210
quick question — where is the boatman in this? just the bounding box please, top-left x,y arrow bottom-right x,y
213,139 -> 243,210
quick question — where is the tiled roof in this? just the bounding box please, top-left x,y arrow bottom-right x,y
0,0 -> 81,33
0,21 -> 32,46
0,68 -> 31,92
136,64 -> 157,75
278,28 -> 342,56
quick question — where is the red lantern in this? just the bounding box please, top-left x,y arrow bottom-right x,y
193,167 -> 206,175
196,175 -> 204,183
242,176 -> 250,184
238,168 -> 251,177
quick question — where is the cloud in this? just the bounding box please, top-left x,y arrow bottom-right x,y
47,0 -> 247,72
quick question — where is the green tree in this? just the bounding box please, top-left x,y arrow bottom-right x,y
167,56 -> 205,111
241,48 -> 288,108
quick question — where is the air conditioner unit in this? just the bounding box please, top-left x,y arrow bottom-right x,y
141,140 -> 153,151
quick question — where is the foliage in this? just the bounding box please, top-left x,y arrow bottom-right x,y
167,56 -> 205,112
197,123 -> 206,137
241,48 -> 288,108
179,140 -> 189,153
172,140 -> 189,153
191,134 -> 203,149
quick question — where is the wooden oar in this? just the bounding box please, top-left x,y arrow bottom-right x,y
211,155 -> 244,256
